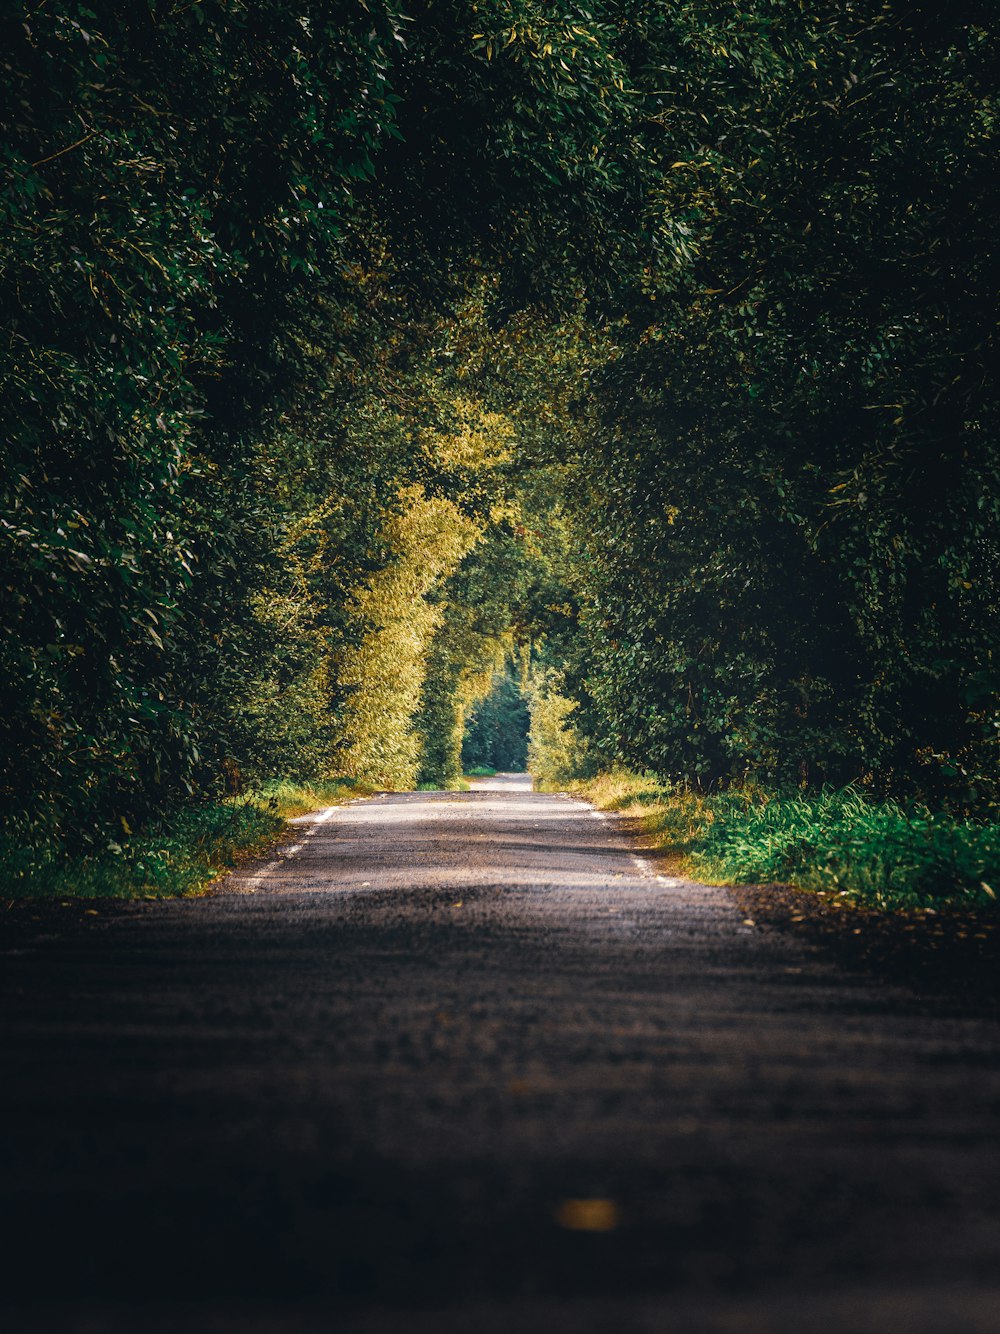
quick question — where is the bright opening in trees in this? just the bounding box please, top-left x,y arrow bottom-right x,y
2,2 -> 998,896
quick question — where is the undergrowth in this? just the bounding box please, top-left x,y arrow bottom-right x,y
565,771 -> 1000,911
1,778 -> 372,900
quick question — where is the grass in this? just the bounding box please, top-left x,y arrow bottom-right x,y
563,770 -> 1000,912
563,769 -> 710,879
250,777 -> 375,819
0,777 -> 373,901
465,765 -> 498,778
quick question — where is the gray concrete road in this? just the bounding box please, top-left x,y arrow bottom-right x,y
3,774 -> 1000,1332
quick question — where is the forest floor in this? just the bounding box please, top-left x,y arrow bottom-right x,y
3,775 -> 1000,1332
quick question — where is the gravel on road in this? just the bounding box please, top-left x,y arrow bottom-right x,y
3,774 -> 1000,1332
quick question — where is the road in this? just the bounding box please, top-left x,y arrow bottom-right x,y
3,774 -> 1000,1332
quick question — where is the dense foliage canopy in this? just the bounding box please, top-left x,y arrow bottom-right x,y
2,0 -> 997,866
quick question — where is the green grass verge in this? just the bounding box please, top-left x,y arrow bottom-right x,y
0,778 -> 373,901
564,770 -> 1000,912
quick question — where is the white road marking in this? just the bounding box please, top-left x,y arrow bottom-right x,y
289,805 -> 339,828
630,854 -> 657,876
240,858 -> 282,894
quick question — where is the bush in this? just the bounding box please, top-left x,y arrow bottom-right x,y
0,777 -> 372,899
0,801 -> 282,900
695,788 -> 1000,910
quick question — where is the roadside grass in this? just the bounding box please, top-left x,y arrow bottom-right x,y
252,777 -> 375,818
563,770 -> 1000,912
0,778 -> 373,901
564,770 -> 710,878
465,765 -> 498,778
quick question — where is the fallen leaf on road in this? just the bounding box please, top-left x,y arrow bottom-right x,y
555,1198 -> 621,1232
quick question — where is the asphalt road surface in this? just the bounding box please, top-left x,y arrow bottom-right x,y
3,774 -> 1000,1332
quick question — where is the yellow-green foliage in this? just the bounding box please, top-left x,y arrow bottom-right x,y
418,396 -> 514,482
417,623 -> 509,788
335,487 -> 479,788
527,672 -> 592,786
412,398 -> 515,782
335,395 -> 518,790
